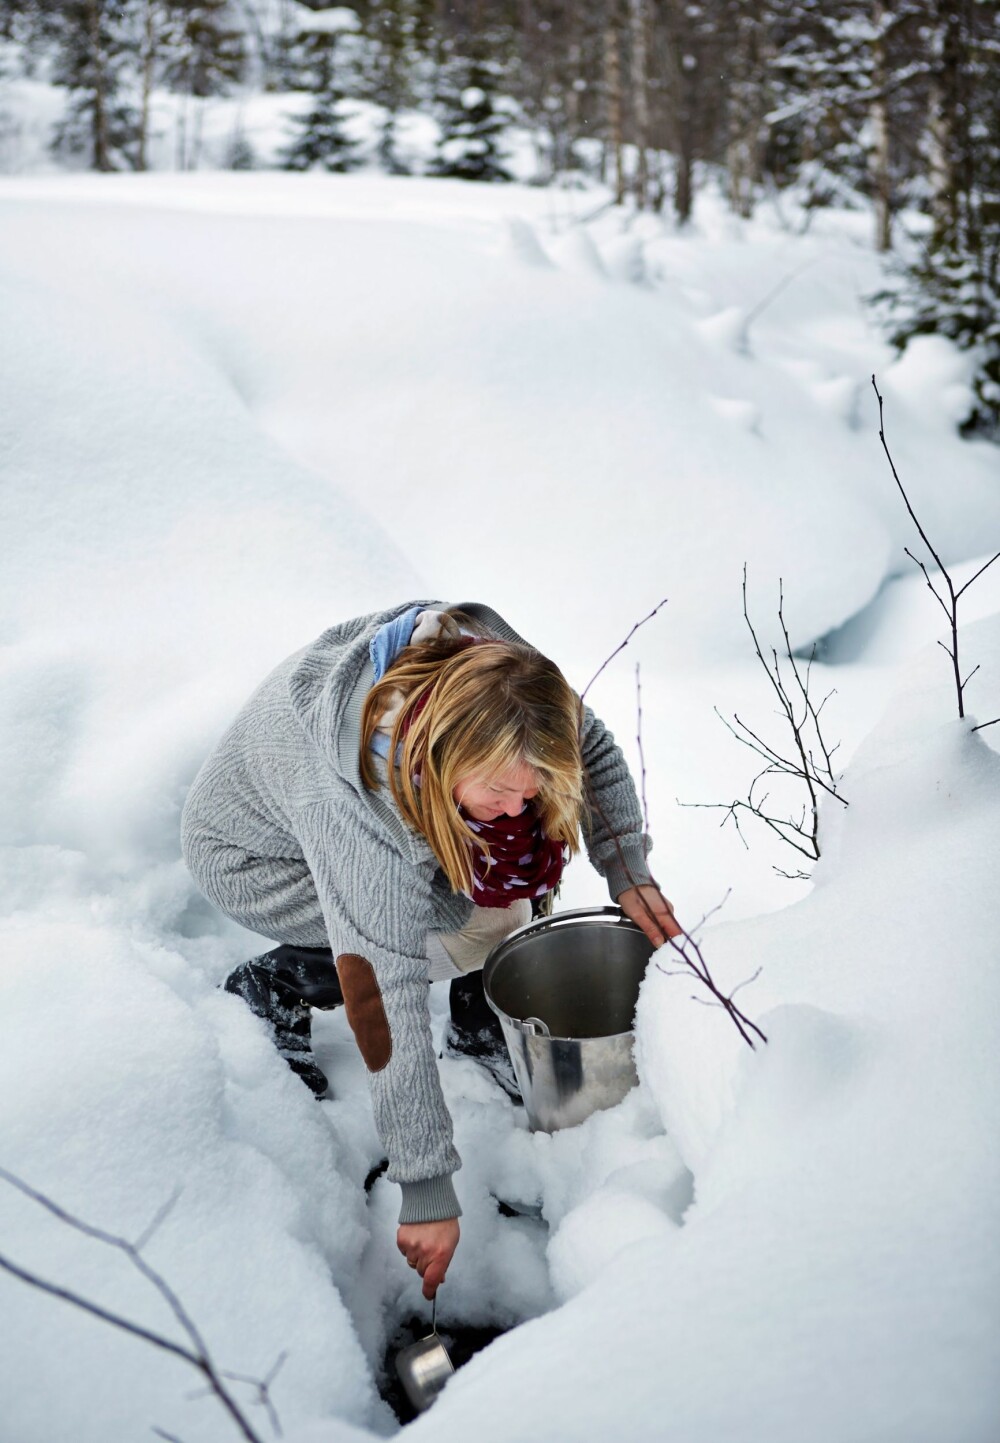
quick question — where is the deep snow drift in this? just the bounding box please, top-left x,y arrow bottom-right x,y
0,171 -> 997,1443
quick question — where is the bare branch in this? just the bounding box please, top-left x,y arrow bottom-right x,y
728,966 -> 763,999
135,1187 -> 184,1255
580,598 -> 668,702
904,546 -> 951,621
871,377 -> 995,721
872,378 -> 951,585
686,889 -> 733,937
690,567 -> 847,879
635,662 -> 650,836
581,606 -> 764,1051
955,551 -> 1000,600
222,1352 -> 288,1438
0,1169 -> 269,1443
0,1250 -> 199,1372
972,717 -> 1000,732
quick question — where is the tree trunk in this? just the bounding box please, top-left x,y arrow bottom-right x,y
869,0 -> 892,251
138,0 -> 157,172
628,0 -> 650,208
191,95 -> 205,169
675,144 -> 693,223
603,16 -> 625,205
86,0 -> 111,171
564,35 -> 582,172
926,0 -> 965,250
176,88 -> 188,170
725,2 -> 766,219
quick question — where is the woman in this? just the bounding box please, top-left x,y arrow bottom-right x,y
181,599 -> 679,1297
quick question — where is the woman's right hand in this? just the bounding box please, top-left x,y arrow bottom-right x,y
397,1217 -> 460,1299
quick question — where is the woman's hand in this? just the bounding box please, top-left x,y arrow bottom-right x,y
617,883 -> 683,948
397,1218 -> 460,1300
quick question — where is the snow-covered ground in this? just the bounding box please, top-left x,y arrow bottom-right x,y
0,171 -> 997,1443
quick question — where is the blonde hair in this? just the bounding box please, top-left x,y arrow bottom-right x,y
360,631 -> 584,896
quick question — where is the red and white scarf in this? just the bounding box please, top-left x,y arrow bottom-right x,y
462,803 -> 567,909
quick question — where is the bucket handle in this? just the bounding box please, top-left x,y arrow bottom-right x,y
499,904 -> 634,951
518,1015 -> 551,1037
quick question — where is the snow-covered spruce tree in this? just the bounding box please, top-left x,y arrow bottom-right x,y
882,0 -> 1000,438
429,55 -> 514,182
764,0 -> 928,247
650,0 -> 727,223
161,0 -> 245,169
359,0 -> 423,175
281,7 -> 361,172
48,0 -> 141,171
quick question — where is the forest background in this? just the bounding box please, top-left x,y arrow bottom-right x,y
1,0 -> 998,435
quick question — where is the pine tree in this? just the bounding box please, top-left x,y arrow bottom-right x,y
429,55 -> 514,182
886,0 -> 1000,437
48,0 -> 140,171
281,8 -> 361,172
765,1 -> 927,244
652,0 -> 726,223
162,0 -> 245,169
363,0 -> 416,174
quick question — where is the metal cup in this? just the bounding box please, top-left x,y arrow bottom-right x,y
394,1300 -> 454,1413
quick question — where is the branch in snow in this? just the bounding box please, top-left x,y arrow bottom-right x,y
635,662 -> 650,836
655,926 -> 768,1050
579,597 -> 667,703
0,1167 -> 278,1443
872,376 -> 1000,721
579,608 -> 764,1049
681,567 -> 847,879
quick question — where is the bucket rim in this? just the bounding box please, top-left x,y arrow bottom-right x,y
481,905 -> 651,1041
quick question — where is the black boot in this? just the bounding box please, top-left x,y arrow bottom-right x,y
443,969 -> 521,1101
224,944 -> 343,1098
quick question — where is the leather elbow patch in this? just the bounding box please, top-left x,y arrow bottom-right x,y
336,954 -> 392,1072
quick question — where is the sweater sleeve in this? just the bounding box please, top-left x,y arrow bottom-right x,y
297,801 -> 462,1225
580,703 -> 654,900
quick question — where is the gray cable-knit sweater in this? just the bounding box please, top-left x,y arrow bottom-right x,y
181,600 -> 652,1223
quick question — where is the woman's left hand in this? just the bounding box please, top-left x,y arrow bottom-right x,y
617,884 -> 683,948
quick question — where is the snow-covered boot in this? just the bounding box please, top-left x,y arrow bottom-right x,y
443,969 -> 521,1101
224,944 -> 343,1098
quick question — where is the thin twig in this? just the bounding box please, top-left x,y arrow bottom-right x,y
684,568 -> 846,877
635,662 -> 650,836
686,889 -> 733,937
583,742 -> 764,1049
956,551 -> 1000,599
872,378 -> 950,578
0,1169 -> 269,1443
579,605 -> 764,1049
871,376 -> 1000,720
580,598 -> 668,702
134,1187 -> 184,1254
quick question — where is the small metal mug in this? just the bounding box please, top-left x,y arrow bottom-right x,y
394,1300 -> 454,1413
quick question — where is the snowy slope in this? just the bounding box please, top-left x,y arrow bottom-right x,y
0,172 -> 997,1443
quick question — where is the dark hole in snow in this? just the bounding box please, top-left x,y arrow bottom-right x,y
379,1313 -> 509,1423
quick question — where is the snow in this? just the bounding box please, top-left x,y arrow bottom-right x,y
297,7 -> 364,36
0,170 -> 997,1442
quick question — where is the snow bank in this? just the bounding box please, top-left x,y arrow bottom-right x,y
0,917 -> 385,1439
0,172 -> 997,1441
402,619 -> 1000,1443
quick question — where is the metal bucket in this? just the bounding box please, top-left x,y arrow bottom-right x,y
482,906 -> 653,1133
